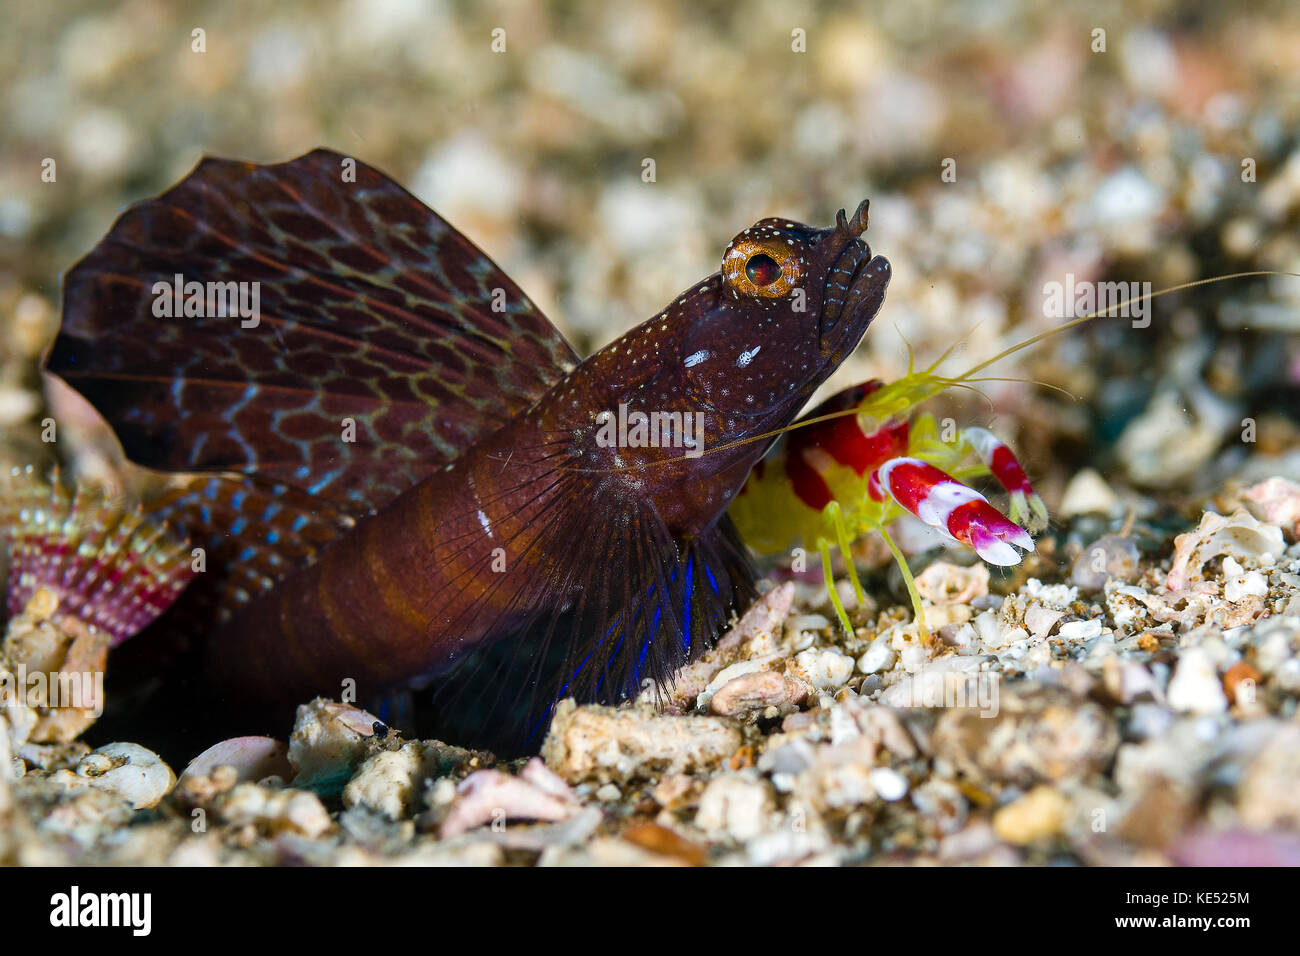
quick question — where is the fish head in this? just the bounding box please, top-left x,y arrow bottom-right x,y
680,199 -> 891,422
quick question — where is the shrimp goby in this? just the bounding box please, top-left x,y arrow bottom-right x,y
43,149 -> 893,751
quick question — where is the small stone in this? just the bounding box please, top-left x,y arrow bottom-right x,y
910,779 -> 968,835
1221,557 -> 1268,603
542,700 -> 742,784
1222,661 -> 1263,706
288,698 -> 379,791
789,646 -> 855,691
932,685 -> 1119,786
1102,658 -> 1163,705
1024,604 -> 1065,639
219,783 -> 332,838
857,636 -> 897,674
1237,725 -> 1300,830
342,744 -> 431,820
868,767 -> 909,801
694,774 -> 773,841
651,774 -> 694,808
1059,468 -> 1120,517
708,670 -> 805,718
595,783 -> 621,802
992,785 -> 1069,844
1058,619 -> 1103,641
284,791 -> 332,837
1116,776 -> 1196,849
1071,534 -> 1141,590
1166,648 -> 1228,714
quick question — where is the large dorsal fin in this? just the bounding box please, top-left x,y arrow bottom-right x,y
46,148 -> 578,515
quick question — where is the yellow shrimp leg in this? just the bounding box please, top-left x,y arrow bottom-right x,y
819,537 -> 854,636
826,500 -> 867,607
879,524 -> 929,638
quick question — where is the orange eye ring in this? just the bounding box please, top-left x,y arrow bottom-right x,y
723,238 -> 804,299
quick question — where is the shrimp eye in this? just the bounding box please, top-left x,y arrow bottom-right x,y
722,236 -> 803,299
745,253 -> 781,286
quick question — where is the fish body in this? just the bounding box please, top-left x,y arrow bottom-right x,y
46,150 -> 890,747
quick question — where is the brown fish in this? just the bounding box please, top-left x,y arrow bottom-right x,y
45,150 -> 890,749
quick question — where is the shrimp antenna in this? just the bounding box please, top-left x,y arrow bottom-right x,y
952,271 -> 1300,383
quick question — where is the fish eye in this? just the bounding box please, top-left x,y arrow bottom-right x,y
745,253 -> 781,286
723,236 -> 803,299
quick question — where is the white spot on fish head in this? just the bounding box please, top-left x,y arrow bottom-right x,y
684,349 -> 710,368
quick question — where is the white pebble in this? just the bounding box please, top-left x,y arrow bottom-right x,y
869,767 -> 909,801
858,637 -> 897,674
595,783 -> 621,802
1058,619 -> 1103,641
791,647 -> 855,690
342,745 -> 425,820
695,776 -> 773,841
1166,648 -> 1228,714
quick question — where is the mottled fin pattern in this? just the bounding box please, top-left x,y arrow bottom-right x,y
144,473 -> 354,619
47,148 -> 578,517
1,466 -> 194,646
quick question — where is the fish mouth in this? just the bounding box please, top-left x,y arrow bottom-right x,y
818,198 -> 890,349
819,239 -> 891,353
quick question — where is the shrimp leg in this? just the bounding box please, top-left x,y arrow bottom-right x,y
959,427 -> 1049,532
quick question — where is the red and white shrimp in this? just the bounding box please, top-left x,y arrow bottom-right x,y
730,268 -> 1297,635
729,355 -> 1046,634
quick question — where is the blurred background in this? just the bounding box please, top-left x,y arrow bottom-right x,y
1,0 -> 1298,510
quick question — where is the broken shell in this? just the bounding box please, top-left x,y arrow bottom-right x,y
1240,476 -> 1300,541
179,736 -> 293,787
439,758 -> 580,838
1166,509 -> 1284,591
915,560 -> 990,605
694,774 -> 774,841
75,742 -> 175,809
218,782 -> 331,838
709,670 -> 807,718
657,583 -> 795,709
788,646 -> 855,691
992,785 -> 1069,844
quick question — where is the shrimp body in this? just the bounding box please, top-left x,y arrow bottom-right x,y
730,364 -> 1047,634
